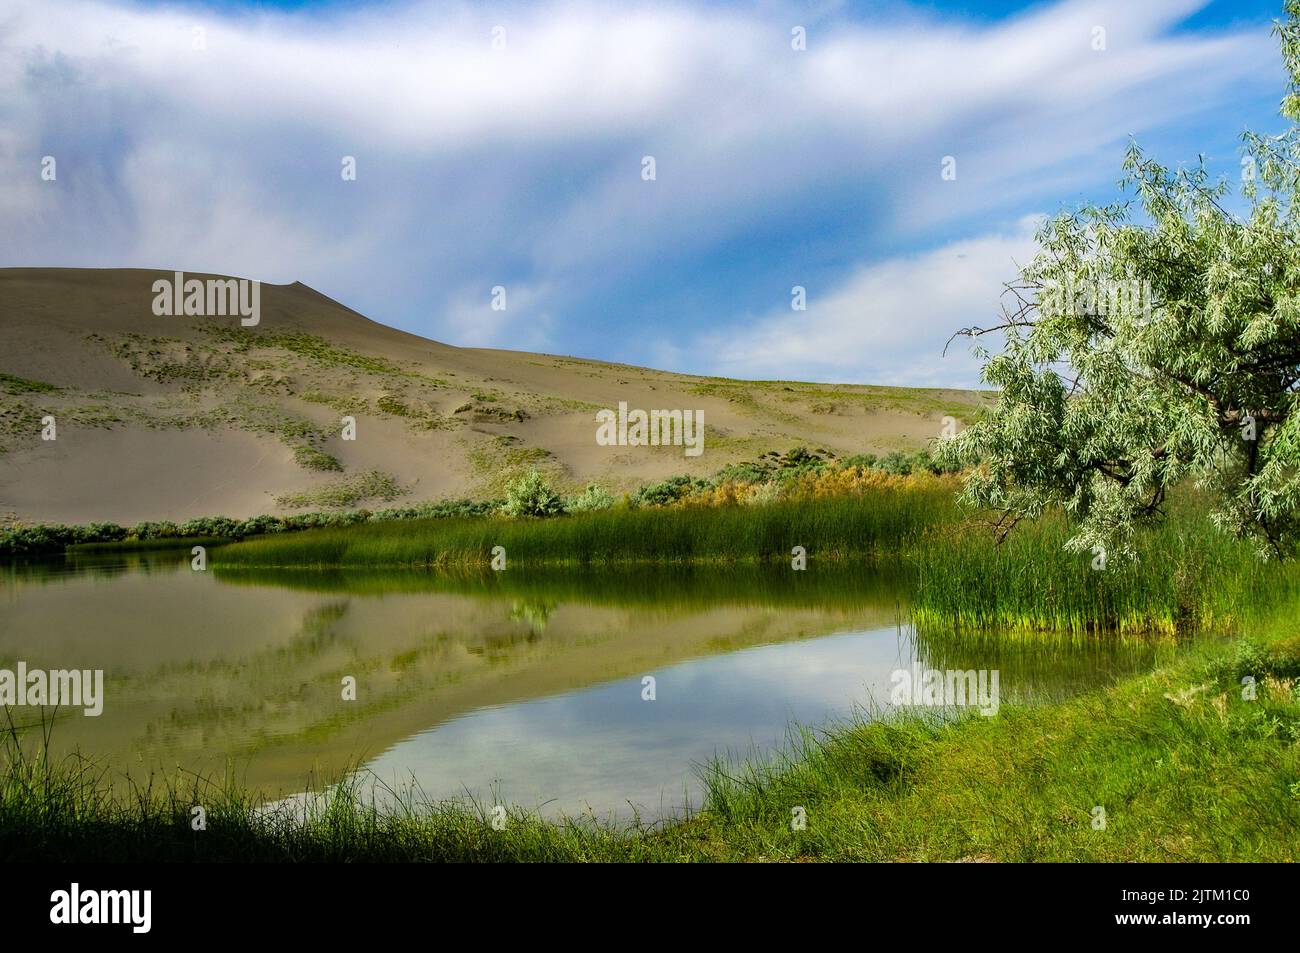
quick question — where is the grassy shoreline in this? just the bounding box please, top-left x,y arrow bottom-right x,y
214,489 -> 957,569
5,616 -> 1297,862
7,480 -> 1300,861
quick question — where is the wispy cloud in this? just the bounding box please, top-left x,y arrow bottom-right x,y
0,0 -> 1282,384
690,216 -> 1043,388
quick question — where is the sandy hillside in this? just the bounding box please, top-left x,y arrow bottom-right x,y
0,268 -> 992,525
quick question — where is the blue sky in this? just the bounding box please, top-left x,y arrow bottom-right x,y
1,0 -> 1292,386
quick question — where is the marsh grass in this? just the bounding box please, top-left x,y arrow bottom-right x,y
211,561 -> 915,612
909,509 -> 1300,638
218,486 -> 958,569
216,481 -> 1300,637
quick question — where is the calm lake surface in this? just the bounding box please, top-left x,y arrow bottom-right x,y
0,551 -> 1165,820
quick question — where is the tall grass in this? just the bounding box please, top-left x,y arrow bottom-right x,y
217,486 -> 960,569
909,510 -> 1300,638
214,477 -> 1300,637
211,562 -> 914,611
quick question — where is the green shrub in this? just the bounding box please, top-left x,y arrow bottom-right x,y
502,469 -> 564,518
370,499 -> 500,522
630,475 -> 710,508
565,483 -> 615,514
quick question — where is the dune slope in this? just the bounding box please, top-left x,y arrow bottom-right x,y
0,268 -> 991,524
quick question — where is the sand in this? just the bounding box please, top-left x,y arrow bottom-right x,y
0,268 -> 992,524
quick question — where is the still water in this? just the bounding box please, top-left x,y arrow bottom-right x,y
0,552 -> 1161,820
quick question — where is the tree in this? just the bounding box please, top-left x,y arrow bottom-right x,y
940,4 -> 1300,562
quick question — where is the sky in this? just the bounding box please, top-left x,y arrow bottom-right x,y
0,0 -> 1292,387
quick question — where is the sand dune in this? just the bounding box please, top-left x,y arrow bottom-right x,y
0,268 -> 991,524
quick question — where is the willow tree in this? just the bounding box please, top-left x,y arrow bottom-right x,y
941,4 -> 1300,561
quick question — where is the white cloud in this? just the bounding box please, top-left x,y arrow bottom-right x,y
440,279 -> 556,349
0,0 -> 1281,382
692,217 -> 1042,388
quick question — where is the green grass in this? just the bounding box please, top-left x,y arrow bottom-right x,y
686,628 -> 1300,861
215,482 -> 1300,638
300,390 -> 369,414
292,445 -> 344,472
211,562 -> 914,610
67,536 -> 229,554
4,618 -> 1298,862
217,486 -> 959,569
908,511 -> 1300,638
12,479 -> 1300,861
0,372 -> 63,395
273,470 -> 403,509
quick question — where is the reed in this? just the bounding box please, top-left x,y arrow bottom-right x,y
216,485 -> 959,569
908,508 -> 1300,638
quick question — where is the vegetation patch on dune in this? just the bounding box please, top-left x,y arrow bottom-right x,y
274,470 -> 404,509
292,445 -> 344,472
0,372 -> 63,395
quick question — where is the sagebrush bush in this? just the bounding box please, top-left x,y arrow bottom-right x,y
502,469 -> 565,518
565,483 -> 615,514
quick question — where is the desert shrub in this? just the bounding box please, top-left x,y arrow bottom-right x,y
128,520 -> 180,540
83,522 -> 127,543
837,453 -> 879,470
370,499 -> 500,522
565,484 -> 615,514
179,516 -> 242,538
502,469 -> 565,518
630,475 -> 710,508
743,481 -> 785,506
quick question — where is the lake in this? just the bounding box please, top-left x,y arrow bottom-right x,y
0,550 -> 1164,821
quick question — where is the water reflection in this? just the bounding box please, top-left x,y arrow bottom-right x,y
0,555 -> 1165,819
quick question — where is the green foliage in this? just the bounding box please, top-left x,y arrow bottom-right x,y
837,452 -> 879,470
217,487 -> 956,569
0,499 -> 504,557
715,446 -> 957,485
870,449 -> 957,477
1203,636 -> 1300,686
629,475 -> 711,507
941,5 -> 1300,561
564,483 -> 615,514
0,372 -> 63,395
714,446 -> 829,484
502,468 -> 565,518
293,445 -> 344,472
274,470 -> 403,509
369,499 -> 501,522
